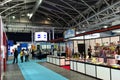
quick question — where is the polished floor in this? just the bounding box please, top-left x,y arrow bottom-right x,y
39,62 -> 99,80
3,56 -> 99,80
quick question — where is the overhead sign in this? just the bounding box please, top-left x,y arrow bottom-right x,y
34,32 -> 47,41
64,29 -> 75,39
85,33 -> 100,39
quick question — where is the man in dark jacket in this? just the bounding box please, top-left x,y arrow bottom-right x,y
13,48 -> 18,64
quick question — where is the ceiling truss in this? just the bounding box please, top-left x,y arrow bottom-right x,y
0,0 -> 119,33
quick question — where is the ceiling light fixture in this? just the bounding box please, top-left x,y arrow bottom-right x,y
21,14 -> 25,17
103,25 -> 108,28
29,13 -> 33,19
27,13 -> 30,17
47,18 -> 51,20
12,16 -> 15,19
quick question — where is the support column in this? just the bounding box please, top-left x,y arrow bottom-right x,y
83,35 -> 86,60
52,28 -> 54,40
31,29 -> 34,44
49,31 -> 51,41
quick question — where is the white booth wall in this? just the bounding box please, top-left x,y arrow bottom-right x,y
73,35 -> 120,55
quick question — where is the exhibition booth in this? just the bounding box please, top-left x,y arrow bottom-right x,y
70,59 -> 120,80
47,38 -> 69,66
69,27 -> 120,80
47,55 -> 69,66
47,26 -> 120,80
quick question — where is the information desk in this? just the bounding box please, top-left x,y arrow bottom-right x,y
70,59 -> 120,80
47,55 -> 70,66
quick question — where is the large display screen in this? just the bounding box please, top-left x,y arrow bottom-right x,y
34,32 -> 47,41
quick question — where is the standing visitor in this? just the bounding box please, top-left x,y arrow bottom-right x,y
20,49 -> 24,63
116,41 -> 120,64
31,49 -> 35,59
101,47 -> 108,63
13,48 -> 18,64
88,45 -> 92,59
24,49 -> 29,62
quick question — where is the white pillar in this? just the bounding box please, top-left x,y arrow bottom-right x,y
31,29 -> 34,44
52,28 -> 54,40
49,31 -> 51,41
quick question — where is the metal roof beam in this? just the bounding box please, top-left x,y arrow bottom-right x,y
39,6 -> 69,26
43,1 -> 75,11
29,0 -> 43,19
5,5 -> 34,18
0,0 -> 34,15
75,0 -> 120,27
81,0 -> 102,22
43,0 -> 77,24
36,11 -> 62,26
67,0 -> 87,6
0,3 -> 24,15
61,0 -> 90,25
103,0 -> 116,16
68,0 -> 102,24
87,15 -> 120,30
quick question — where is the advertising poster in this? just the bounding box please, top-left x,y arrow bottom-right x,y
66,41 -> 74,58
64,29 -> 75,39
7,40 -> 14,56
54,43 -> 58,50
59,43 -> 65,53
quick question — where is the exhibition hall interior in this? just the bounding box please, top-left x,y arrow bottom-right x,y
0,0 -> 120,80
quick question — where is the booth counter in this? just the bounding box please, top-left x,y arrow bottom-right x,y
47,55 -> 70,66
70,59 -> 120,80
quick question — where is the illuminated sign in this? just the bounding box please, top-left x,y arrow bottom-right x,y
35,32 -> 47,41
85,33 -> 100,39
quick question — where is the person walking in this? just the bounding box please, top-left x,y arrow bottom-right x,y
13,48 -> 18,64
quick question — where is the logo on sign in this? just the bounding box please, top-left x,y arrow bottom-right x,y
37,34 -> 41,38
44,34 -> 46,38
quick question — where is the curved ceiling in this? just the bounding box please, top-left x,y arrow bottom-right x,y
0,0 -> 120,33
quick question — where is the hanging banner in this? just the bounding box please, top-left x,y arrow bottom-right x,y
64,29 -> 75,39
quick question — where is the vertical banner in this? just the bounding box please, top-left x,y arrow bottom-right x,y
66,41 -> 74,58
